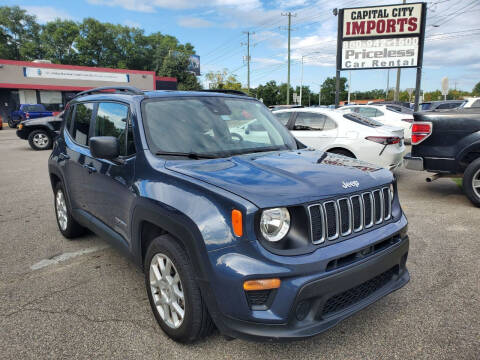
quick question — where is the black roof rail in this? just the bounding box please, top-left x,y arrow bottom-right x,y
198,89 -> 250,96
73,86 -> 144,99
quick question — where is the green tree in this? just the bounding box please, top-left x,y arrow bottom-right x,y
40,19 -> 79,64
255,81 -> 279,106
472,82 -> 480,96
0,6 -> 42,60
205,69 -> 242,90
160,52 -> 202,90
321,77 -> 347,105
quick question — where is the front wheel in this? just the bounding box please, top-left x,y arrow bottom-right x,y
145,235 -> 214,343
464,158 -> 480,207
28,130 -> 52,150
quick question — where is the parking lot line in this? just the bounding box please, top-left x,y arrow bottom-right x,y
30,245 -> 109,270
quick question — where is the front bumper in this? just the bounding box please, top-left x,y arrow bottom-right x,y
208,217 -> 410,341
16,128 -> 29,140
403,153 -> 424,171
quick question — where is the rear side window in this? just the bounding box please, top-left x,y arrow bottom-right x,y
294,112 -> 326,130
275,112 -> 291,126
437,103 -> 459,109
71,103 -> 94,146
357,107 -> 378,117
323,117 -> 337,130
95,102 -> 135,156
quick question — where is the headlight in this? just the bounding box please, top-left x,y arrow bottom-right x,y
260,208 -> 290,242
18,124 -> 23,130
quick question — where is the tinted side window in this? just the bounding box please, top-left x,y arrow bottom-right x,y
375,109 -> 384,116
294,112 -> 326,130
72,103 -> 93,146
437,103 -> 455,109
95,102 -> 134,156
323,117 -> 337,130
357,107 -> 377,117
275,112 -> 291,126
64,107 -> 73,132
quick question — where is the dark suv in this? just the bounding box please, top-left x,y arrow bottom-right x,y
48,86 -> 410,343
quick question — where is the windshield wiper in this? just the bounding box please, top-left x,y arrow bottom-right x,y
155,151 -> 218,159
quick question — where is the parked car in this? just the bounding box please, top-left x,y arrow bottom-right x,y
49,86 -> 409,343
268,104 -> 303,111
404,108 -> 480,206
9,104 -> 54,128
419,100 -> 465,111
16,112 -> 63,150
339,104 -> 413,143
461,97 -> 480,108
273,108 -> 405,170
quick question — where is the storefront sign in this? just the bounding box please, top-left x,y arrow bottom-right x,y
24,67 -> 129,83
337,2 -> 426,70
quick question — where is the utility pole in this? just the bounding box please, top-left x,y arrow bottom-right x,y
241,31 -> 254,94
282,12 -> 296,104
347,71 -> 351,104
299,56 -> 304,106
386,69 -> 390,100
394,0 -> 406,101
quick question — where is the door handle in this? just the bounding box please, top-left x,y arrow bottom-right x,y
83,164 -> 97,174
58,153 -> 70,161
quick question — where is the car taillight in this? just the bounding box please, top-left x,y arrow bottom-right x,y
401,118 -> 413,123
365,136 -> 401,145
25,112 -> 30,119
411,122 -> 432,145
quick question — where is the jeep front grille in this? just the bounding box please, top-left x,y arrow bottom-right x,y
308,187 -> 392,244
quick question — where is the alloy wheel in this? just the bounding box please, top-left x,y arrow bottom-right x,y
149,253 -> 185,329
473,169 -> 480,198
33,133 -> 49,148
56,190 -> 68,231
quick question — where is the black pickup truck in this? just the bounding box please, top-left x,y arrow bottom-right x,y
404,108 -> 480,206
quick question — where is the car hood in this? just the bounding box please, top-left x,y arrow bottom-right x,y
22,115 -> 58,126
165,149 -> 393,208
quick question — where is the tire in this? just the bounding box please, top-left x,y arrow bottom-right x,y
28,130 -> 52,150
463,158 -> 480,207
54,182 -> 86,238
328,148 -> 356,158
145,235 -> 214,343
8,118 -> 17,128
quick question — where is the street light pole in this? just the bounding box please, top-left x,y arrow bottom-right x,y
299,56 -> 304,106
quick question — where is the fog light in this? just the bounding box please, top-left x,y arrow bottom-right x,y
295,300 -> 310,321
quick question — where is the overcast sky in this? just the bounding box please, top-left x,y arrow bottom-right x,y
5,0 -> 480,92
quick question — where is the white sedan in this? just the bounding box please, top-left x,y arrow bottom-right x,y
338,104 -> 413,142
273,108 -> 405,170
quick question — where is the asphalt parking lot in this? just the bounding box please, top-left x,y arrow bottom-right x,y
0,128 -> 478,360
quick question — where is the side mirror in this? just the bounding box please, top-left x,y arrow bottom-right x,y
90,136 -> 119,160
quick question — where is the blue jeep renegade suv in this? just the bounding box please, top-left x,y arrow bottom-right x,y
48,86 -> 409,343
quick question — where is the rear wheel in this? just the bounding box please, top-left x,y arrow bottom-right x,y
28,130 -> 52,150
8,118 -> 17,128
145,235 -> 214,343
464,158 -> 480,207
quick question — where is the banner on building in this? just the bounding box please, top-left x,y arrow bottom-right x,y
24,67 -> 130,83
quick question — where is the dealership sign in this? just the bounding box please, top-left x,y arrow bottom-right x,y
337,3 -> 426,70
24,67 -> 129,83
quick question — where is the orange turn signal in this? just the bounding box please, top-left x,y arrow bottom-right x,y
243,278 -> 281,291
231,209 -> 243,237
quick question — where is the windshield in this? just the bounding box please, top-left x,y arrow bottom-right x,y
23,105 -> 45,112
142,96 -> 297,157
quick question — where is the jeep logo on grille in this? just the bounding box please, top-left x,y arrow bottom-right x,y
342,180 -> 360,189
